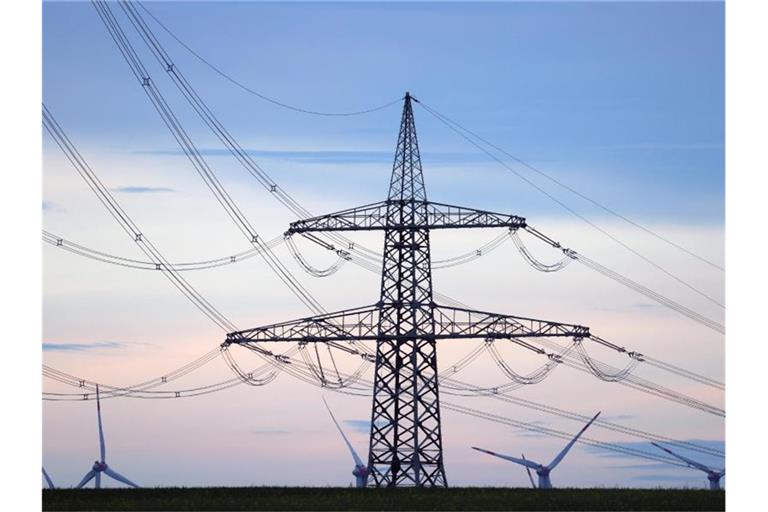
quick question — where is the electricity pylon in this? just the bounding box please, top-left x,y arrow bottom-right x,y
225,93 -> 589,487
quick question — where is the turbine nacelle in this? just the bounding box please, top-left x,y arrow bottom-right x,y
353,464 -> 369,478
353,463 -> 370,487
535,467 -> 553,490
707,472 -> 724,490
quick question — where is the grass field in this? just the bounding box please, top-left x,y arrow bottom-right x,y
43,487 -> 725,511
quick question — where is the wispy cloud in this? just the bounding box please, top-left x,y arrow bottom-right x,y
512,420 -> 551,438
111,186 -> 174,194
597,303 -> 661,313
600,414 -> 635,422
42,341 -> 124,352
343,419 -> 371,434
42,200 -> 64,213
610,462 -> 686,471
135,148 -> 483,166
585,440 -> 725,465
250,428 -> 291,435
602,143 -> 724,151
343,419 -> 391,434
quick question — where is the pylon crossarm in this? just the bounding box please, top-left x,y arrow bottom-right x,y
424,201 -> 527,230
225,305 -> 381,343
288,201 -> 390,233
288,199 -> 527,234
432,305 -> 589,340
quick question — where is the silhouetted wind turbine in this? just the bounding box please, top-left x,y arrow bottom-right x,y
473,411 -> 601,489
76,385 -> 139,489
651,442 -> 724,490
322,397 -> 369,487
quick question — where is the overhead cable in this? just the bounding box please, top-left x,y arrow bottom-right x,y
417,100 -> 725,308
92,0 -> 325,315
415,100 -> 724,272
136,1 -> 402,117
43,105 -> 235,332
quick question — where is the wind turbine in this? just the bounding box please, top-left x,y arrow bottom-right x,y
76,385 -> 139,489
651,442 -> 725,490
42,467 -> 55,489
472,411 -> 601,489
322,397 -> 369,488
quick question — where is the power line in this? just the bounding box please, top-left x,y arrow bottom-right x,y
43,229 -> 510,273
43,102 -> 351,394
515,227 -> 724,334
43,105 -> 236,332
440,374 -> 723,458
43,345 -> 721,461
442,402 -> 690,469
44,225 -> 725,396
116,0 -> 726,338
47,8 -> 726,477
115,0 -> 385,278
92,0 -> 326,315
529,337 -> 724,417
43,230 -> 284,271
93,2 -> 726,354
134,1 -> 401,117
416,100 -> 725,310
416,100 -> 724,272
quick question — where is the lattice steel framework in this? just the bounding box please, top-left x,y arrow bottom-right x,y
226,93 -> 589,487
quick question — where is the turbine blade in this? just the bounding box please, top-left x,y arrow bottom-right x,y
96,385 -> 106,463
104,467 -> 139,488
471,446 -> 540,469
650,442 -> 714,473
521,454 -> 537,488
76,470 -> 96,489
548,411 -> 601,470
95,471 -> 101,489
322,397 -> 364,467
42,467 -> 55,489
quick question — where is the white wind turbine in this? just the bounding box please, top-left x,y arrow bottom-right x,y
76,385 -> 139,489
322,397 -> 369,488
651,442 -> 725,490
473,411 -> 601,489
42,467 -> 55,489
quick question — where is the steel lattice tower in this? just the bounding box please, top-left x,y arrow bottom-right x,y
369,93 -> 444,486
226,93 -> 589,487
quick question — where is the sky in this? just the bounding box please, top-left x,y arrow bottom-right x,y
42,1 -> 724,489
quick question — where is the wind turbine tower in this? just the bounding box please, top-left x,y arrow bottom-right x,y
472,411 -> 601,489
76,385 -> 139,489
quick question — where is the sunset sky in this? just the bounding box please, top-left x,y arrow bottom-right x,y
42,0 -> 724,488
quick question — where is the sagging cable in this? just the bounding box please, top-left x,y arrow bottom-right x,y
510,230 -> 572,272
220,345 -> 278,386
574,339 -> 640,383
285,233 -> 350,278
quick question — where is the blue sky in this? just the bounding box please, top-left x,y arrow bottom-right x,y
42,1 -> 724,489
43,0 -> 724,221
